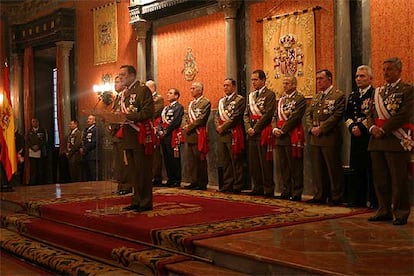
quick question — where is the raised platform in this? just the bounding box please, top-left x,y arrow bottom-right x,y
1,181 -> 413,275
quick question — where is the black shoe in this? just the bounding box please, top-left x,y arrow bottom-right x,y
392,218 -> 407,225
123,205 -> 140,211
184,183 -> 199,190
264,193 -> 274,198
152,180 -> 164,187
368,214 -> 393,222
276,194 -> 290,200
218,188 -> 232,193
233,190 -> 241,194
306,198 -> 325,204
193,185 -> 207,190
134,206 -> 153,212
289,195 -> 302,201
167,182 -> 181,187
246,190 -> 263,196
329,199 -> 342,206
118,190 -> 131,195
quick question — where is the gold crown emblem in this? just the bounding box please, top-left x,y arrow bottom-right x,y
279,34 -> 296,48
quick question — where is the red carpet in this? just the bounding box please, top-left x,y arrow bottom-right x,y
24,189 -> 369,253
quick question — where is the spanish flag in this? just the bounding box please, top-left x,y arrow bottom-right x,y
1,61 -> 17,182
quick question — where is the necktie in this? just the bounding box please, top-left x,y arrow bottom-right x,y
255,90 -> 259,98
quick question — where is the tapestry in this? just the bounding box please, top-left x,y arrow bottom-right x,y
263,8 -> 316,98
93,2 -> 118,65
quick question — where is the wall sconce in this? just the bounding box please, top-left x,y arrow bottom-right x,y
93,73 -> 114,106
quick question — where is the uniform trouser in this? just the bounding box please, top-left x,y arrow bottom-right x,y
370,151 -> 411,220
248,138 -> 274,195
161,136 -> 181,184
113,142 -> 131,191
187,143 -> 208,187
29,157 -> 45,185
125,146 -> 153,209
68,156 -> 82,182
85,160 -> 99,181
218,140 -> 244,191
311,145 -> 344,202
275,145 -> 303,197
152,143 -> 163,182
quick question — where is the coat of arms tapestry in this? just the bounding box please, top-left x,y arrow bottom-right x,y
93,2 -> 118,65
263,8 -> 316,99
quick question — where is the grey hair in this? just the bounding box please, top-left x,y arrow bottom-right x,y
193,82 -> 204,91
357,65 -> 373,77
384,57 -> 402,71
284,75 -> 297,86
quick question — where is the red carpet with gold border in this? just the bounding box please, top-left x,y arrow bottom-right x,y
22,188 -> 369,253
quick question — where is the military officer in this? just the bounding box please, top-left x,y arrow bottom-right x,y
305,69 -> 345,205
367,57 -> 413,226
118,65 -> 155,212
344,65 -> 376,207
146,80 -> 165,187
157,88 -> 184,187
183,82 -> 211,190
273,75 -> 306,201
244,69 -> 276,197
215,78 -> 245,194
65,119 -> 82,182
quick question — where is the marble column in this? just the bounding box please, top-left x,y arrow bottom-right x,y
361,0 -> 371,65
132,20 -> 150,83
56,41 -> 74,142
219,0 -> 241,79
334,0 -> 352,166
11,53 -> 24,132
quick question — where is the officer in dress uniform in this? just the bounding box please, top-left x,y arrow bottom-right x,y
80,115 -> 99,181
26,118 -> 48,185
157,88 -> 184,187
244,69 -> 276,197
110,75 -> 131,195
146,80 -> 165,186
214,78 -> 245,194
117,65 -> 154,212
305,69 -> 345,205
65,119 -> 82,182
367,57 -> 413,226
344,65 -> 377,207
272,75 -> 306,201
183,82 -> 211,190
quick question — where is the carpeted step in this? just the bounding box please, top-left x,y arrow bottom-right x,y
0,228 -> 137,276
1,215 -> 248,276
1,213 -> 191,275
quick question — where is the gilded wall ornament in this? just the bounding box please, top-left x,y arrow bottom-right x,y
182,47 -> 198,81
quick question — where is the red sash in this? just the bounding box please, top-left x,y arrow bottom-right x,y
375,118 -> 414,131
250,114 -> 274,160
197,126 -> 209,160
153,117 -> 161,146
138,120 -> 156,155
219,120 -> 245,158
277,120 -> 304,158
115,120 -> 155,155
171,127 -> 184,148
232,124 -> 245,158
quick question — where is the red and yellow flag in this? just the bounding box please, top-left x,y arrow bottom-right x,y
1,61 -> 17,181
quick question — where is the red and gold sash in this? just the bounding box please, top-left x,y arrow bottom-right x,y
250,114 -> 274,160
276,120 -> 304,158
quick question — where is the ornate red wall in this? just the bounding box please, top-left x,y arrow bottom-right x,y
76,0 -> 137,114
370,0 -> 413,86
156,12 -> 226,108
